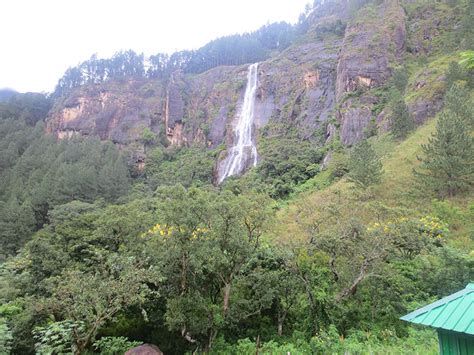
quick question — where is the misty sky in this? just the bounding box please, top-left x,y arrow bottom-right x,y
1,0 -> 309,93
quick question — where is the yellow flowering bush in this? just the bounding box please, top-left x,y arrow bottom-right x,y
367,216 -> 448,240
366,215 -> 449,257
366,217 -> 409,235
142,223 -> 208,241
418,216 -> 449,239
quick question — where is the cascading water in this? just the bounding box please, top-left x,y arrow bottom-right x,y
218,63 -> 259,184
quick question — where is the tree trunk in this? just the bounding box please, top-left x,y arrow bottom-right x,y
181,253 -> 187,294
277,309 -> 286,336
336,258 -> 371,301
300,274 -> 319,333
278,320 -> 283,336
223,282 -> 231,315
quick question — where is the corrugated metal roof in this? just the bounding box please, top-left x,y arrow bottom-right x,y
400,283 -> 474,335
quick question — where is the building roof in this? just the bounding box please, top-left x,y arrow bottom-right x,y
401,283 -> 474,335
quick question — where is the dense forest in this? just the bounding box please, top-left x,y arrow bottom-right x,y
1,0 -> 473,354
53,21 -> 300,98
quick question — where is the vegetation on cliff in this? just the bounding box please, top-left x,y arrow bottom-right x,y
0,0 -> 473,354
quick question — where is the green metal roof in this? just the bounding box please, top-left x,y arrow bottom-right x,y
401,283 -> 474,335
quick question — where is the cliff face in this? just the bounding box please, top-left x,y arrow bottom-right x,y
45,0 -> 456,173
335,0 -> 406,145
46,79 -> 165,145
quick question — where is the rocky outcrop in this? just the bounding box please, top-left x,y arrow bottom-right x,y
125,344 -> 163,355
185,65 -> 251,147
46,80 -> 165,145
335,0 -> 406,145
47,34 -> 340,149
406,1 -> 460,55
258,37 -> 340,140
45,0 -> 455,176
337,97 -> 374,146
164,70 -> 187,146
406,67 -> 446,125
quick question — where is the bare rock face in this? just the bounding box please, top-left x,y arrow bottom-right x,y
406,1 -> 460,55
409,97 -> 444,125
406,66 -> 447,125
335,0 -> 406,145
186,65 -> 251,148
258,37 -> 341,140
337,97 -> 373,146
125,344 -> 163,355
46,79 -> 165,145
47,0 -> 456,177
164,71 -> 187,146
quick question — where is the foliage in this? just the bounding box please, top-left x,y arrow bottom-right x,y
390,67 -> 409,93
460,50 -> 474,69
1,3 -> 473,354
93,336 -> 142,354
389,89 -> 414,139
0,92 -> 52,126
54,22 -> 298,96
51,255 -> 158,353
33,320 -> 84,355
0,119 -> 131,257
446,61 -> 468,90
415,84 -> 474,197
255,137 -> 324,198
145,147 -> 215,189
144,187 -> 273,351
461,0 -> 474,48
0,319 -> 13,355
210,328 -> 438,354
140,127 -> 157,148
347,140 -> 383,190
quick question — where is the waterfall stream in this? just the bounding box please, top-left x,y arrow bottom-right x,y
218,63 -> 259,184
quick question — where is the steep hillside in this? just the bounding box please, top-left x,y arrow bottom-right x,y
1,0 -> 472,354
38,2 -> 405,169
44,0 -> 466,188
273,118 -> 473,247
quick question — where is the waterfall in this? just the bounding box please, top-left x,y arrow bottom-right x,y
218,63 -> 259,184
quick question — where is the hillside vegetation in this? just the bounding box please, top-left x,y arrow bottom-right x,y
0,0 -> 473,354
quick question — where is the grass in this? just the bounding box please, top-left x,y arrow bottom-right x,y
405,54 -> 458,104
271,116 -> 473,251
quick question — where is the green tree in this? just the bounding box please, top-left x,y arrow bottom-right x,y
140,127 -> 157,151
390,67 -> 408,93
347,140 -> 383,190
0,320 -> 13,354
147,187 -> 272,351
93,336 -> 142,354
446,61 -> 468,90
460,50 -> 474,69
461,0 -> 474,48
33,320 -> 83,355
52,255 -> 158,354
415,84 -> 474,197
0,198 -> 36,258
390,90 -> 414,139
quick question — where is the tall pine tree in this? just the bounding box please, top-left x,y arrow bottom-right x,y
348,139 -> 383,190
415,84 -> 474,197
390,89 -> 414,139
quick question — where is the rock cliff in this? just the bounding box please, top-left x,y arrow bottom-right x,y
45,0 -> 456,175
335,0 -> 406,145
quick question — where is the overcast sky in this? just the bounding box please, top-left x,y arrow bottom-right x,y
0,0 -> 309,93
